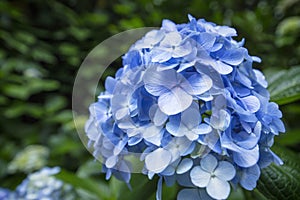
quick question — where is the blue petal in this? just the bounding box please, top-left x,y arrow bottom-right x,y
173,42 -> 192,58
176,158 -> 193,174
211,60 -> 233,75
232,145 -> 259,167
197,123 -> 212,134
149,104 -> 168,126
240,164 -> 260,190
190,166 -> 210,187
156,176 -> 163,200
186,73 -> 213,95
198,32 -> 216,50
241,95 -> 260,113
214,161 -> 236,181
158,87 -> 193,115
151,49 -> 172,63
200,154 -> 218,173
145,148 -> 172,173
181,107 -> 200,129
177,189 -> 214,200
143,67 -> 177,95
221,48 -> 245,65
162,19 -> 177,32
215,26 -> 237,37
160,32 -> 182,47
207,177 -> 231,199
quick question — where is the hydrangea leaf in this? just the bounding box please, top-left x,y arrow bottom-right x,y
265,66 -> 300,105
257,146 -> 300,200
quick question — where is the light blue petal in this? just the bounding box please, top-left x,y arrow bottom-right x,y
240,164 -> 260,190
190,166 -> 211,187
166,121 -> 182,137
216,26 -> 237,37
214,161 -> 236,181
173,42 -> 192,58
185,131 -> 199,141
151,48 -> 172,63
232,145 -> 259,167
145,148 -> 172,173
143,67 -> 177,94
221,48 -> 245,65
176,158 -> 193,174
186,73 -> 213,95
144,84 -> 169,97
253,69 -> 268,88
198,32 -> 216,50
181,107 -> 200,129
200,154 -> 218,173
105,155 -> 118,168
160,32 -> 182,47
156,176 -> 163,200
211,60 -> 233,75
162,19 -> 177,32
242,96 -> 260,113
149,104 -> 168,126
210,109 -> 231,131
197,123 -> 212,134
207,177 -> 230,199
158,87 -> 193,115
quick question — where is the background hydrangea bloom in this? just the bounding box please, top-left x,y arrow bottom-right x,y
15,167 -> 76,200
85,15 -> 285,199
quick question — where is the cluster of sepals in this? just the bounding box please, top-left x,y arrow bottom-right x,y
85,15 -> 285,199
0,167 -> 74,199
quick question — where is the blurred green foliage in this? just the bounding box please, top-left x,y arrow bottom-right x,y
0,0 -> 299,199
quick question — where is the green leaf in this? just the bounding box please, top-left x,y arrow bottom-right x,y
276,129 -> 300,146
265,66 -> 300,105
55,169 -> 111,200
276,17 -> 300,36
257,146 -> 300,200
111,174 -> 157,200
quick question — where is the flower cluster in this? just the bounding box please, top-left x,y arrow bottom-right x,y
14,167 -> 75,200
85,15 -> 285,199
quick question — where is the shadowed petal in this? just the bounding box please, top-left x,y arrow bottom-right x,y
200,154 -> 218,173
176,158 -> 193,174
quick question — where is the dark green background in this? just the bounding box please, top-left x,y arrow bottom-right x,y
0,0 -> 299,199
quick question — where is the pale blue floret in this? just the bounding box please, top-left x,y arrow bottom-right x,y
190,154 -> 236,199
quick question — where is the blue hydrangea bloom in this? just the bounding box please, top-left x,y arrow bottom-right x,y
15,167 -> 76,200
85,15 -> 285,200
0,188 -> 14,200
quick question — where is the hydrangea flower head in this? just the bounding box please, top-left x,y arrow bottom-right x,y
85,15 -> 285,199
15,167 -> 76,200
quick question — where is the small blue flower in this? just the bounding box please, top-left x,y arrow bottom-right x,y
190,154 -> 236,199
15,167 -> 75,199
166,103 -> 212,141
143,65 -> 212,115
